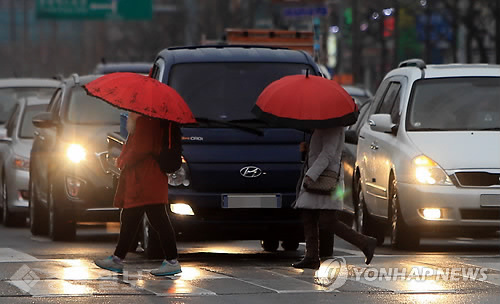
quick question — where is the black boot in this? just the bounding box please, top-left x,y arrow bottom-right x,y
362,236 -> 377,265
292,257 -> 320,269
293,210 -> 320,269
329,212 -> 377,265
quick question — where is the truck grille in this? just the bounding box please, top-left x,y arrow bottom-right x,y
454,172 -> 500,187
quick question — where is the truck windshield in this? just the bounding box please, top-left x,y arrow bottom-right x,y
407,77 -> 500,131
66,87 -> 121,125
168,62 -> 314,122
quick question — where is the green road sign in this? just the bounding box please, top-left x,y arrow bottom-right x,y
36,0 -> 152,20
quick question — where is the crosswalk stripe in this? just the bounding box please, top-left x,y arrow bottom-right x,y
0,248 -> 39,263
2,247 -> 500,297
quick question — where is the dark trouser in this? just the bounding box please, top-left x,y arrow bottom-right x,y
302,209 -> 368,260
114,204 -> 178,260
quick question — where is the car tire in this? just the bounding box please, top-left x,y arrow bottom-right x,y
142,215 -> 164,259
355,177 -> 385,245
281,239 -> 300,251
261,239 -> 279,252
48,183 -> 76,241
29,177 -> 48,236
2,172 -> 26,227
390,179 -> 420,250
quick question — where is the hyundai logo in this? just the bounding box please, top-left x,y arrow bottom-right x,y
240,166 -> 263,178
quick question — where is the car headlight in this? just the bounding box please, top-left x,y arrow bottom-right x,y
167,158 -> 190,187
13,156 -> 30,171
66,144 -> 87,164
413,155 -> 452,185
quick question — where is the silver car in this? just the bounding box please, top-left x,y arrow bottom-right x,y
0,78 -> 60,127
355,59 -> 500,249
0,98 -> 50,226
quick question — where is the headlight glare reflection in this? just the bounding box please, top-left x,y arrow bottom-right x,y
66,144 -> 86,163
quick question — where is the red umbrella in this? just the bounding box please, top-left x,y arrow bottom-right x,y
252,74 -> 358,129
84,72 -> 196,124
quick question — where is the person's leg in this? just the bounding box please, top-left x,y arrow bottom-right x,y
321,210 -> 377,265
144,204 -> 181,276
114,206 -> 146,260
95,206 -> 145,273
144,204 -> 178,260
292,209 -> 321,269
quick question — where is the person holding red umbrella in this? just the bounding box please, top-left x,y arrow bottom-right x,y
84,72 -> 196,275
95,112 -> 182,275
253,72 -> 377,269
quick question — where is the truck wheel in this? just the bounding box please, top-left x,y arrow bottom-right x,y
48,183 -> 76,241
142,215 -> 164,259
319,229 -> 334,257
261,239 -> 279,252
281,239 -> 300,251
29,178 -> 48,236
390,180 -> 419,250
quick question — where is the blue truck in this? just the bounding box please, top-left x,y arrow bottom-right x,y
106,46 -> 326,257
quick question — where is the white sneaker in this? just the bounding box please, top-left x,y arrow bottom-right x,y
95,256 -> 124,273
150,260 -> 182,276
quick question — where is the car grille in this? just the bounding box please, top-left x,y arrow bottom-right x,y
454,172 -> 500,187
460,208 -> 500,220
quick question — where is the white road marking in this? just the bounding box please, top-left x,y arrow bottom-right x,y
0,248 -> 39,262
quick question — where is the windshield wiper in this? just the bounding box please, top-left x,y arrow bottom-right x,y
476,127 -> 500,131
410,128 -> 446,131
195,117 -> 264,136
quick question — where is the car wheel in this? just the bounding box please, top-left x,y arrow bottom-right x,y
142,215 -> 164,259
261,239 -> 279,252
355,176 -> 385,245
29,177 -> 48,236
48,183 -> 76,241
2,172 -> 25,227
390,179 -> 419,250
281,239 -> 300,251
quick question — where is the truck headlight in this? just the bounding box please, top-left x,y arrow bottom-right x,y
66,144 -> 87,163
413,155 -> 452,185
168,158 -> 190,187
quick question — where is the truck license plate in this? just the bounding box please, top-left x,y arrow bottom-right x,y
222,194 -> 282,208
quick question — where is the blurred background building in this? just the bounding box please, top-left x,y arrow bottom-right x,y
0,0 -> 498,91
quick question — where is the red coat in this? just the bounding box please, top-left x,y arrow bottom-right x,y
113,117 -> 169,209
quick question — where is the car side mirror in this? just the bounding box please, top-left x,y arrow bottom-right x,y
32,112 -> 57,129
345,129 -> 358,144
0,128 -> 11,143
368,114 -> 397,134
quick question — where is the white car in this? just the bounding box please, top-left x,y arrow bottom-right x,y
354,59 -> 500,249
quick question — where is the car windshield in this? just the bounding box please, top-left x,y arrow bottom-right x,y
19,104 -> 48,139
66,87 -> 120,124
0,87 -> 55,124
167,62 -> 314,123
407,77 -> 500,131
